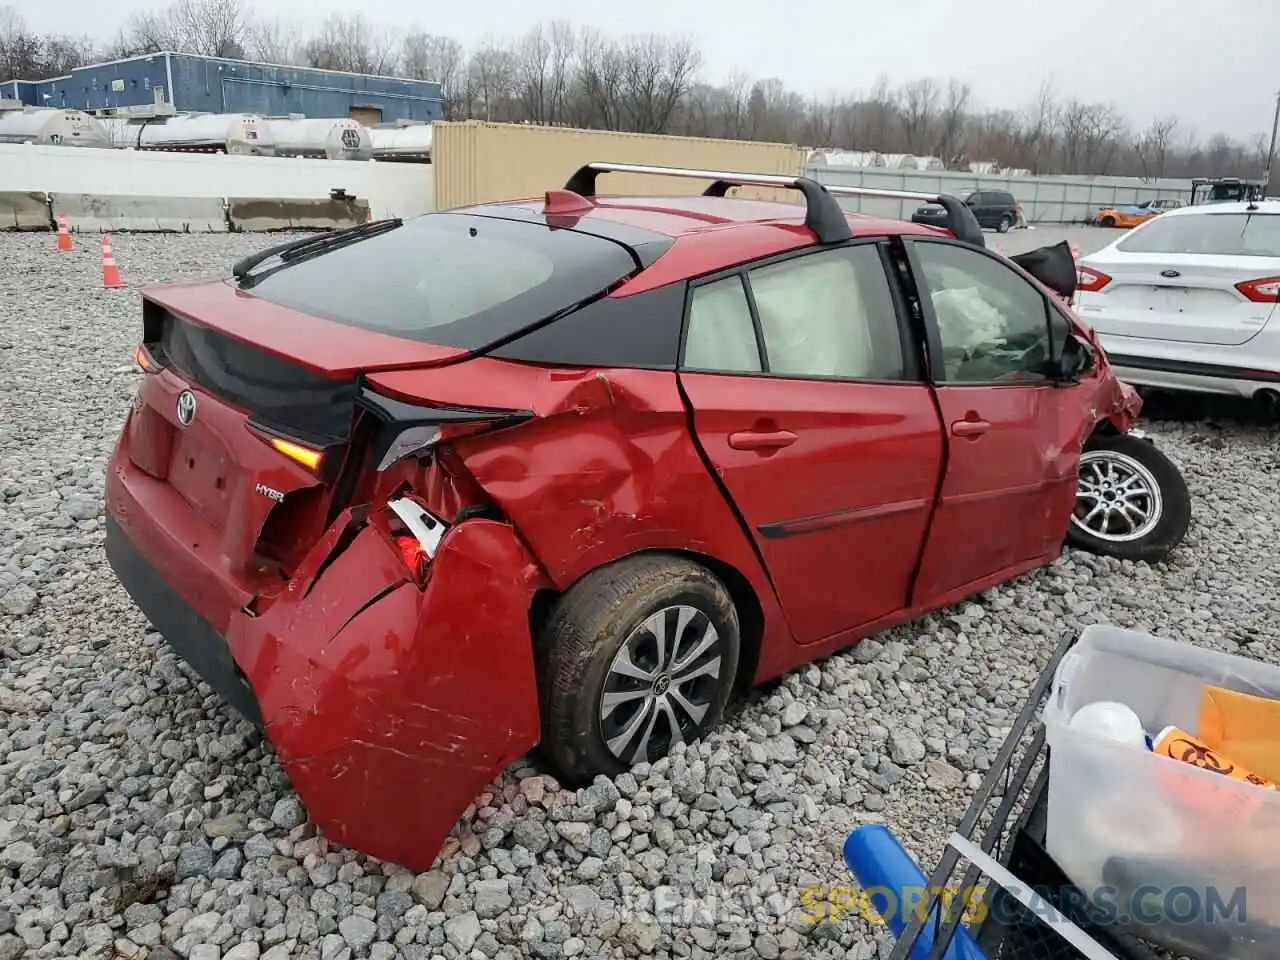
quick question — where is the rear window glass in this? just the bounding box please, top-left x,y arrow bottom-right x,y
1117,213 -> 1280,257
242,213 -> 639,348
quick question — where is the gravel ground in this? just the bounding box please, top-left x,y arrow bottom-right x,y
1,231 -> 1279,960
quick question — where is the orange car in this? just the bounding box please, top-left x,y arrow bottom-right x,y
1094,197 -> 1185,228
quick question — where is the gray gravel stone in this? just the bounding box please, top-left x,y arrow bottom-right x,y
0,232 -> 1273,960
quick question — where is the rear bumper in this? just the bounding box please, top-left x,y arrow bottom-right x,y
105,433 -> 549,871
1104,351 -> 1280,399
106,513 -> 263,728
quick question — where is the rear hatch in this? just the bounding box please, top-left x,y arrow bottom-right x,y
1077,209 -> 1280,346
129,211 -> 647,581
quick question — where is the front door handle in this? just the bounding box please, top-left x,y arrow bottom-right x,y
951,419 -> 991,438
728,429 -> 798,451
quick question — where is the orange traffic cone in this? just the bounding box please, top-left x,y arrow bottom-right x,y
56,213 -> 73,252
101,235 -> 125,289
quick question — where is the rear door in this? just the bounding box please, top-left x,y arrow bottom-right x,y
1078,210 -> 1280,346
678,241 -> 943,645
900,237 -> 1085,604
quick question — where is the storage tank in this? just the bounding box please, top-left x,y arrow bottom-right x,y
915,156 -> 945,171
268,117 -> 373,161
807,149 -> 884,169
881,153 -> 918,170
0,108 -> 109,148
109,113 -> 275,156
368,122 -> 433,162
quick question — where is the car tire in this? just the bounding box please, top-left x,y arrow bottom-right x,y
1100,215 -> 1117,228
997,215 -> 1012,233
536,554 -> 741,786
1066,433 -> 1191,564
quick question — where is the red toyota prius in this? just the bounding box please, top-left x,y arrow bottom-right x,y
105,162 -> 1190,870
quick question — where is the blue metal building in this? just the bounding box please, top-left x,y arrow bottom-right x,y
3,53 -> 442,123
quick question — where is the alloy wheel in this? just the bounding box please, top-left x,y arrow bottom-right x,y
598,604 -> 723,764
1072,449 -> 1164,543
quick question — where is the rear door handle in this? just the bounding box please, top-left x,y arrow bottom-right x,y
728,429 -> 798,451
951,419 -> 991,438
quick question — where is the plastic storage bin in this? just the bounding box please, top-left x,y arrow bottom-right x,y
1044,624 -> 1280,959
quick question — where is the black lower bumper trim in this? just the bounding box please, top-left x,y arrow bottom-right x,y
1107,353 -> 1280,384
105,513 -> 264,729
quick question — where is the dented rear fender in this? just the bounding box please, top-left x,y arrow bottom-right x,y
228,513 -> 550,871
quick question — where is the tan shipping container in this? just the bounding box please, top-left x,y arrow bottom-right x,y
432,121 -> 806,211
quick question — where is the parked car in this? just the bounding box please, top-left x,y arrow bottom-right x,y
1094,197 -> 1185,228
1076,199 -> 1280,401
914,189 -> 1023,233
105,163 -> 1191,871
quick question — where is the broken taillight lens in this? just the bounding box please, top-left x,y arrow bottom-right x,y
1077,266 -> 1112,293
396,535 -> 429,582
1235,276 -> 1280,303
384,497 -> 447,587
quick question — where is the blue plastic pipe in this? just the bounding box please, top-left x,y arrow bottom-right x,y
843,824 -> 989,960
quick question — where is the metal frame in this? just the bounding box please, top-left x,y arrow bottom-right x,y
562,161 -> 987,248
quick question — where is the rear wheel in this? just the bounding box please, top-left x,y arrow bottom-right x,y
1067,434 -> 1190,563
537,555 -> 741,785
997,215 -> 1012,233
1100,215 -> 1117,228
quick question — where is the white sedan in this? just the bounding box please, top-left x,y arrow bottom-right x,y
1074,200 -> 1280,402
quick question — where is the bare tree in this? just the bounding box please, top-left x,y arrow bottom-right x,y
400,33 -> 464,117
0,7 -> 47,78
512,23 -> 572,125
5,11 -> 1276,181
246,17 -> 305,65
572,28 -> 625,130
934,79 -> 971,164
466,43 -> 517,122
897,78 -> 938,154
169,0 -> 248,57
303,13 -> 398,75
614,34 -> 701,135
1135,116 -> 1178,178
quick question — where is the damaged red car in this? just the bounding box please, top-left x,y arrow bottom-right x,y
105,162 -> 1191,871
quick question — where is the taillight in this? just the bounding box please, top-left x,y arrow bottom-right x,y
1077,266 -> 1111,293
134,343 -> 164,374
387,497 -> 446,586
245,423 -> 328,476
1235,276 -> 1280,303
268,436 -> 324,472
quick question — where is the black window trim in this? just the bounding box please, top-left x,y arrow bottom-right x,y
902,235 -> 1064,388
676,237 -> 925,386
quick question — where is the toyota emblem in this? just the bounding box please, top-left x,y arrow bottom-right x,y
176,390 -> 197,427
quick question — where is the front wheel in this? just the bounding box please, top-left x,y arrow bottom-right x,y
1100,215 -> 1117,228
536,555 -> 741,786
997,215 -> 1012,233
1067,433 -> 1191,563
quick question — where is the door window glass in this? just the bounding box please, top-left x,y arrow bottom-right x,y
914,242 -> 1052,383
747,246 -> 904,380
683,275 -> 762,373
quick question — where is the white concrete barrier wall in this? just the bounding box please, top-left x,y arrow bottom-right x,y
0,143 -> 434,231
809,165 -> 1194,224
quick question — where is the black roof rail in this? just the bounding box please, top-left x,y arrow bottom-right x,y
562,160 -> 986,249
564,161 -> 852,243
824,183 -> 986,248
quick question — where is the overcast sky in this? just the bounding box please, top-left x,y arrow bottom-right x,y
13,0 -> 1280,143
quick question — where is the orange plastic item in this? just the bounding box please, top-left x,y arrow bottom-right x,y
1154,726 -> 1276,788
1199,686 -> 1280,784
1152,726 -> 1274,825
